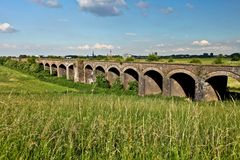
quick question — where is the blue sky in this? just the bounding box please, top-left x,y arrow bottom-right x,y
0,0 -> 240,56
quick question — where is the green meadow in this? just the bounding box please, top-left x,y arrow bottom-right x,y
0,66 -> 78,93
1,65 -> 240,159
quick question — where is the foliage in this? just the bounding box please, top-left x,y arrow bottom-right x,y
213,57 -> 224,64
190,59 -> 202,64
168,58 -> 174,63
95,74 -> 110,88
27,57 -> 37,64
147,54 -> 159,61
231,55 -> 240,61
125,57 -> 134,62
111,78 -> 124,91
128,81 -> 138,93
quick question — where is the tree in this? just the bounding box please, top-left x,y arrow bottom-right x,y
147,54 -> 159,61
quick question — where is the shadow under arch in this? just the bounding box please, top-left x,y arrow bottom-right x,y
167,69 -> 197,100
123,67 -> 139,89
85,64 -> 94,84
107,66 -> 120,86
143,68 -> 164,95
51,64 -> 57,76
204,71 -> 240,101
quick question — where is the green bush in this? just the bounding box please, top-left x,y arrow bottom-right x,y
147,54 -> 159,61
213,57 -> 224,64
111,78 -> 124,91
231,55 -> 240,61
190,59 -> 202,64
29,63 -> 41,73
125,57 -> 134,62
128,81 -> 138,94
95,75 -> 110,88
0,57 -> 9,65
168,58 -> 174,63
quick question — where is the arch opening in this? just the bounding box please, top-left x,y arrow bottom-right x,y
45,63 -> 50,69
123,68 -> 139,89
204,75 -> 240,101
68,65 -> 74,80
107,67 -> 120,86
59,64 -> 66,77
170,73 -> 195,99
95,66 -> 105,76
144,70 -> 163,95
85,65 -> 94,84
51,64 -> 57,76
39,63 -> 44,70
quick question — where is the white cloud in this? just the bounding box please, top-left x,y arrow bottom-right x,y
32,0 -> 61,8
192,40 -> 210,46
93,43 -> 114,49
0,23 -> 17,33
186,3 -> 194,9
0,43 -> 17,49
236,40 -> 240,43
160,7 -> 174,15
136,1 -> 149,9
68,43 -> 114,50
76,0 -> 127,17
125,32 -> 137,36
172,47 -> 191,52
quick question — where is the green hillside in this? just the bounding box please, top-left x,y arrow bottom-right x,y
0,66 -> 78,93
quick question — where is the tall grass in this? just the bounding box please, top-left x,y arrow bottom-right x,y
1,93 -> 240,159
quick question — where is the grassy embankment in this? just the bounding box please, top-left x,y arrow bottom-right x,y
1,65 -> 240,159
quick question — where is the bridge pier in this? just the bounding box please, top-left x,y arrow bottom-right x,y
49,65 -> 52,75
138,74 -> 145,96
194,78 -> 205,101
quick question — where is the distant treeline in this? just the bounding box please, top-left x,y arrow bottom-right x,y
1,52 -> 240,61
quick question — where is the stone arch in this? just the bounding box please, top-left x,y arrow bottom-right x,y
58,64 -> 67,77
95,65 -> 105,76
51,64 -> 58,76
39,63 -> 44,70
84,64 -> 94,84
205,71 -> 240,81
107,66 -> 121,86
68,64 -> 74,80
143,68 -> 164,95
123,66 -> 139,89
167,69 -> 197,99
204,71 -> 240,101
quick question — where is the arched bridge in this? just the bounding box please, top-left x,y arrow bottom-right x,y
38,59 -> 240,101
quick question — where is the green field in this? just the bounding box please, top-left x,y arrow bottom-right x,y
0,66 -> 78,93
1,66 -> 240,159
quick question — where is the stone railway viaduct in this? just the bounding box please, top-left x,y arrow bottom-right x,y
38,59 -> 240,101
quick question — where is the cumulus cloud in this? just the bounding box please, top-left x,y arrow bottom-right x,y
192,40 -> 210,46
68,43 -> 114,50
0,23 -> 17,33
136,1 -> 149,9
0,43 -> 17,49
160,7 -> 174,15
32,0 -> 61,8
76,0 -> 127,17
